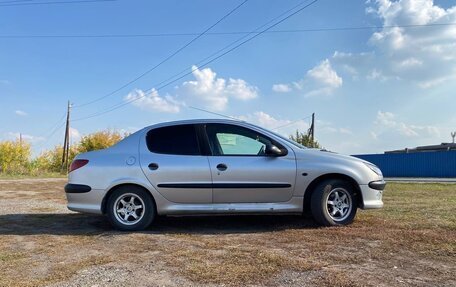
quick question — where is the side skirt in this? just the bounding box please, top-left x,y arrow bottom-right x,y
158,197 -> 304,215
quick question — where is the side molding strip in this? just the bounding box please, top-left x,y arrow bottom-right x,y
157,183 -> 292,189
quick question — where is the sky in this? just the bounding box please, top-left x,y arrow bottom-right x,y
1,0 -> 456,155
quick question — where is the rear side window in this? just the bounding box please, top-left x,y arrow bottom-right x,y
146,125 -> 201,155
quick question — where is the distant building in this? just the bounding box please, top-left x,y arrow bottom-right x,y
385,143 -> 456,154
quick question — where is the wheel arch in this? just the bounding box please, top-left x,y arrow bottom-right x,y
303,173 -> 363,213
101,183 -> 157,215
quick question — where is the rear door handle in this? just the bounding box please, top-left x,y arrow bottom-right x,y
216,163 -> 227,171
148,163 -> 159,170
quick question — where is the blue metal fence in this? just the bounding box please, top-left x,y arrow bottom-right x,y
353,151 -> 456,178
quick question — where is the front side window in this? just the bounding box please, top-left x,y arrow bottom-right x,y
146,124 -> 200,155
206,124 -> 279,156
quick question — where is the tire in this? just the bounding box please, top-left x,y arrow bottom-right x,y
310,179 -> 357,226
106,186 -> 155,231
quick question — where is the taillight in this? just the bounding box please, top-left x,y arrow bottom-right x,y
69,159 -> 89,173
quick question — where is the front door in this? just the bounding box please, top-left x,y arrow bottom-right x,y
204,123 -> 296,203
139,124 -> 212,204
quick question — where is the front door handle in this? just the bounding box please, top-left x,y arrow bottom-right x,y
216,163 -> 227,171
148,163 -> 159,170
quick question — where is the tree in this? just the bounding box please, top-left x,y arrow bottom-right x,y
31,130 -> 126,174
32,145 -> 79,174
0,139 -> 31,174
289,130 -> 321,148
77,130 -> 125,153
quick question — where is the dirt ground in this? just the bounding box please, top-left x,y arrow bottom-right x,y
0,178 -> 454,287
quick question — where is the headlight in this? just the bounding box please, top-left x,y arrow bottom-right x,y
364,162 -> 382,176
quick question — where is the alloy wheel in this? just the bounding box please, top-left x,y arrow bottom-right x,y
113,193 -> 145,225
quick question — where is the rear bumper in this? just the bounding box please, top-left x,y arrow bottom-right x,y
359,184 -> 384,209
65,187 -> 106,214
65,183 -> 91,193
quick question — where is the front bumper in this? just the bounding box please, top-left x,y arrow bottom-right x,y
359,182 -> 384,209
368,180 -> 386,191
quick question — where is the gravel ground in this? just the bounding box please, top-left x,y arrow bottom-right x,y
0,178 -> 454,287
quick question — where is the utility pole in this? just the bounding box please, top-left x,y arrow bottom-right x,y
61,101 -> 71,173
451,131 -> 456,144
310,112 -> 315,142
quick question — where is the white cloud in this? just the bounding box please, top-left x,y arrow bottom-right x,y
417,74 -> 456,89
125,66 -> 257,113
5,132 -> 44,143
69,127 -> 81,141
365,0 -> 456,87
366,69 -> 388,81
307,59 -> 343,88
237,111 -> 309,137
396,57 -> 423,69
124,89 -> 181,113
277,59 -> 343,97
235,113 -> 357,154
339,128 -> 353,135
182,66 -> 258,111
272,84 -> 291,93
316,119 -> 353,135
328,1 -> 456,90
370,131 -> 378,140
297,59 -> 343,97
15,110 -> 27,116
372,0 -> 447,27
374,110 -> 439,138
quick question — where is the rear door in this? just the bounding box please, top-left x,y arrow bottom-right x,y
204,123 -> 296,203
139,124 -> 212,203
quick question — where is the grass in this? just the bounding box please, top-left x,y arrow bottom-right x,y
0,172 -> 66,180
0,180 -> 455,286
373,183 -> 456,230
0,251 -> 25,262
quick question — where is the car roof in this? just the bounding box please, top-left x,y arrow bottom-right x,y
143,118 -> 249,130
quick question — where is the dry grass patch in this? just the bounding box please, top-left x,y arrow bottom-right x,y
312,269 -> 365,287
164,244 -> 319,285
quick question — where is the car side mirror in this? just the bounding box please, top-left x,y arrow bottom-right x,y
265,144 -> 284,156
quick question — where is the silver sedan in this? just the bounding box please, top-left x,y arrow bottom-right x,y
65,119 -> 385,231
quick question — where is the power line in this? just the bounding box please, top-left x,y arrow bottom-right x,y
188,106 -> 239,120
2,23 -> 455,39
271,115 -> 313,131
34,113 -> 67,152
73,0 -> 249,108
0,0 -> 116,6
72,0 -> 320,122
41,111 -> 67,139
138,0 -> 316,103
0,0 -> 32,4
73,0 -> 310,112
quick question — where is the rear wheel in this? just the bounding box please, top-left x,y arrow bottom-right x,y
310,179 -> 357,226
107,186 -> 155,231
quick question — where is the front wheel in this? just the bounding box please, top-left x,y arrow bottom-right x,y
310,179 -> 357,226
106,186 -> 155,231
